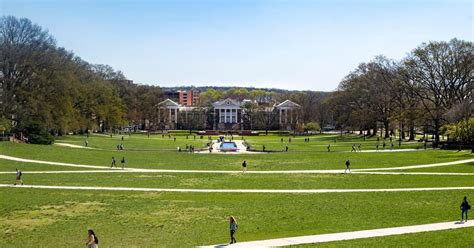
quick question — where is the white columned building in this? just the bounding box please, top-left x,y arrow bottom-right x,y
275,100 -> 301,130
212,98 -> 242,130
156,99 -> 179,130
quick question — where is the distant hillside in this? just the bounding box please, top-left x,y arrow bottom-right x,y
160,85 -> 330,94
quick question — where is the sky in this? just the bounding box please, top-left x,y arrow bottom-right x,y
1,0 -> 472,91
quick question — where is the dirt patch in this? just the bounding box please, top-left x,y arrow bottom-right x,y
0,201 -> 106,231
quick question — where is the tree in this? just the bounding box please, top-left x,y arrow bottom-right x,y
404,39 -> 473,144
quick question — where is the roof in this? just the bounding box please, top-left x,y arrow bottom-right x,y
156,99 -> 179,108
275,100 -> 301,109
212,98 -> 242,108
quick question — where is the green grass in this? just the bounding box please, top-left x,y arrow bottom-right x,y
1,173 -> 473,190
1,189 -> 472,247
1,142 -> 471,171
0,133 -> 472,247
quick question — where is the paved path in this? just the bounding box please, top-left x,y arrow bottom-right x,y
201,220 -> 474,247
1,154 -> 473,174
356,159 -> 474,171
1,184 -> 473,194
54,143 -> 95,149
0,170 -> 473,176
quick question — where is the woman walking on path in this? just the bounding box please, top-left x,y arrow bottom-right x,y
461,196 -> 471,222
344,160 -> 351,173
242,160 -> 247,173
86,229 -> 99,248
110,157 -> 116,168
14,169 -> 23,185
229,216 -> 238,244
121,157 -> 125,170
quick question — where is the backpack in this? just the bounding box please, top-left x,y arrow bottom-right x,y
19,171 -> 22,176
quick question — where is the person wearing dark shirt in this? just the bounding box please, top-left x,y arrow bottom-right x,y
461,196 -> 471,222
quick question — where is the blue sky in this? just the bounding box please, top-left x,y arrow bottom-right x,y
1,0 -> 472,91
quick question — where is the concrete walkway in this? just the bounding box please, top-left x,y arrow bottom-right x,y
54,142 -> 96,149
1,184 -> 473,194
201,221 -> 474,247
356,159 -> 474,171
0,170 -> 473,176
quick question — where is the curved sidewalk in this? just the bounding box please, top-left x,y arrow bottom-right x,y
200,221 -> 474,247
1,184 -> 474,194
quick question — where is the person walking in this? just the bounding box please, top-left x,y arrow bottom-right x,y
121,157 -> 125,170
110,157 -> 116,168
229,216 -> 238,244
358,144 -> 362,152
460,196 -> 471,222
351,144 -> 356,152
285,146 -> 289,152
344,160 -> 351,173
85,140 -> 89,147
14,169 -> 23,185
86,229 -> 99,248
327,144 -> 331,152
242,160 -> 247,173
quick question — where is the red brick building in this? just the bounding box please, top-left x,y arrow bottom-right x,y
178,90 -> 199,106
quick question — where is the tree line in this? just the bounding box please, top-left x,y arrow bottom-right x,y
0,16 -> 166,142
327,39 -> 473,145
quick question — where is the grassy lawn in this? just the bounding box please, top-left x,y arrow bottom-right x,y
0,134 -> 472,247
1,189 -> 472,247
1,142 -> 471,171
1,172 -> 473,190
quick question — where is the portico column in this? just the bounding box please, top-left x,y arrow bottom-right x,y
290,109 -> 293,124
168,108 -> 171,123
224,108 -> 227,123
213,108 -> 216,130
285,108 -> 288,124
174,108 -> 177,123
158,108 -> 161,123
279,109 -> 282,125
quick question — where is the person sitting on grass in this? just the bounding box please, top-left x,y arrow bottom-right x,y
229,216 -> 238,244
86,229 -> 99,248
344,160 -> 351,173
14,169 -> 23,185
461,196 -> 471,222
